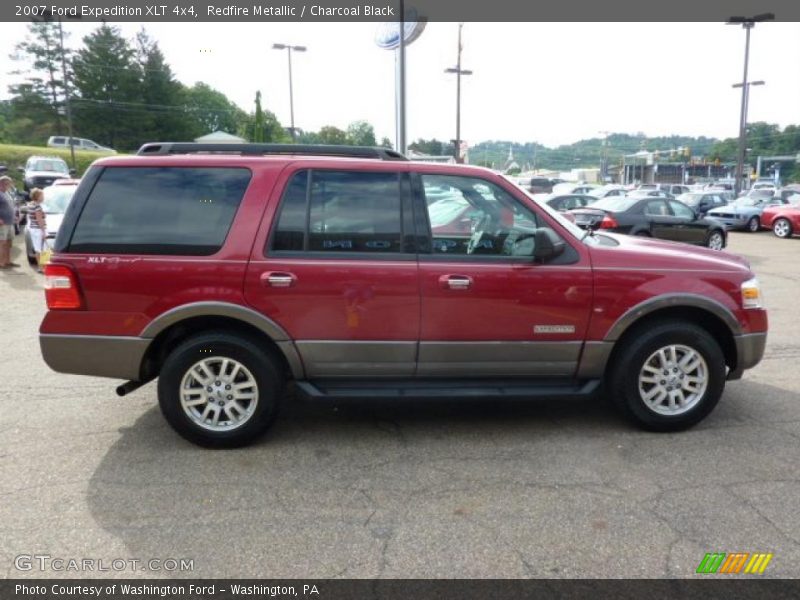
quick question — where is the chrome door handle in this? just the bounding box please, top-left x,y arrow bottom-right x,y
261,272 -> 297,288
439,274 -> 473,290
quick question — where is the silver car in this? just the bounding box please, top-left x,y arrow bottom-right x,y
706,194 -> 787,232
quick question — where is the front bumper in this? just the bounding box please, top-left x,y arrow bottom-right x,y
727,332 -> 768,380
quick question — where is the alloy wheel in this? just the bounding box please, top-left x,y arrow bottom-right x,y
707,231 -> 724,250
774,219 -> 792,239
637,344 -> 708,416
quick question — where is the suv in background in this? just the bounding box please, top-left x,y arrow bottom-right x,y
19,156 -> 73,193
47,136 -> 116,154
40,143 -> 768,447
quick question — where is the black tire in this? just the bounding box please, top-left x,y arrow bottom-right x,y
607,320 -> 726,432
706,229 -> 725,250
746,216 -> 760,233
633,230 -> 651,237
773,218 -> 793,239
157,331 -> 284,448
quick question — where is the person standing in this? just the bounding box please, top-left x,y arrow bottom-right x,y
0,175 -> 20,269
27,188 -> 47,273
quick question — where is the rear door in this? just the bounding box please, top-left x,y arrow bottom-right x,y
644,199 -> 682,240
415,172 -> 593,378
668,200 -> 708,244
244,166 -> 421,378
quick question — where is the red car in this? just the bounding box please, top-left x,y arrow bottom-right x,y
40,143 -> 768,446
761,202 -> 800,239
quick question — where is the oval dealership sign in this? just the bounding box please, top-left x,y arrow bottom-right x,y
375,13 -> 426,49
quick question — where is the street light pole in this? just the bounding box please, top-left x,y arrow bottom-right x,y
272,43 -> 307,141
728,13 -> 773,195
445,24 -> 472,164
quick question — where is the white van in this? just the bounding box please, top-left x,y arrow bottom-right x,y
47,136 -> 116,153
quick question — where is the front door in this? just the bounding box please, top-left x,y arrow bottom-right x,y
244,167 -> 420,378
415,173 -> 593,378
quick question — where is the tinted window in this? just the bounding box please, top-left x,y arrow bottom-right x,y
669,200 -> 695,219
644,200 -> 669,216
69,167 -> 250,255
271,170 -> 403,254
52,137 -> 65,144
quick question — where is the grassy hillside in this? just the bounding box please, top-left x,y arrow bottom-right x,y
0,144 -> 116,187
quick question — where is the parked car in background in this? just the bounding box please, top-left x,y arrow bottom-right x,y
676,192 -> 728,217
537,194 -> 597,212
569,195 -> 727,250
706,195 -> 788,232
637,183 -> 690,196
24,179 -> 80,264
752,179 -> 777,191
778,186 -> 800,203
627,189 -> 676,200
761,199 -> 800,239
589,185 -> 626,199
19,156 -> 73,193
552,182 -> 599,196
47,136 -> 116,154
519,177 -> 554,194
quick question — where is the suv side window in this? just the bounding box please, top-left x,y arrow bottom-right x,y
421,174 -> 545,258
69,167 -> 251,255
270,170 -> 404,254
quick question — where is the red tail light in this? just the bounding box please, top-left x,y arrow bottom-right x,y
44,264 -> 83,310
599,214 -> 618,229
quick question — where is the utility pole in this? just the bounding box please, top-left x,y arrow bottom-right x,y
598,131 -> 610,181
445,24 -> 472,164
272,43 -> 307,141
57,16 -> 76,170
728,13 -> 773,195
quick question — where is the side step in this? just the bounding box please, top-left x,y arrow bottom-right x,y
295,378 -> 601,400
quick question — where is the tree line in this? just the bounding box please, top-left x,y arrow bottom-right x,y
0,22 -> 385,152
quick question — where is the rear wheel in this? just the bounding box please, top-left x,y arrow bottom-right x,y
634,230 -> 651,237
608,320 -> 726,431
706,230 -> 725,250
158,331 -> 284,447
746,216 -> 760,233
773,218 -> 793,239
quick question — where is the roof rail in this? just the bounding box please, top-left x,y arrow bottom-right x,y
137,142 -> 407,161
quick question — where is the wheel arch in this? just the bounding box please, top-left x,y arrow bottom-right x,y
603,296 -> 740,375
138,303 -> 304,381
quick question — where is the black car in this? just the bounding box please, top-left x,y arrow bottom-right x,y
676,192 -> 728,217
544,193 -> 597,212
569,196 -> 727,250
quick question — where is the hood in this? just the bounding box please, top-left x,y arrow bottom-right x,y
589,232 -> 751,272
25,171 -> 69,181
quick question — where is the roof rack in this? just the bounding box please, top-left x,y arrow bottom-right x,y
137,142 -> 407,161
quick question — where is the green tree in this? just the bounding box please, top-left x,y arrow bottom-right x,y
380,136 -> 393,149
346,120 -> 377,146
184,82 -> 247,137
71,25 -> 143,150
9,21 -> 69,134
242,91 -> 290,143
317,125 -> 348,145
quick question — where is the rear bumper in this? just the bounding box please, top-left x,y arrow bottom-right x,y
727,332 -> 768,380
40,334 -> 148,380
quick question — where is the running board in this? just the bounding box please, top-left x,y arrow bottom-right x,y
295,378 -> 601,400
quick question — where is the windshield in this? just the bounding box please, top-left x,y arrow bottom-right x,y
30,159 -> 69,174
41,184 -> 77,213
591,196 -> 638,212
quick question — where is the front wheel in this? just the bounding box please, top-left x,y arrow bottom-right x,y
157,331 -> 284,447
773,218 -> 793,239
746,216 -> 760,233
608,320 -> 726,431
706,230 -> 725,250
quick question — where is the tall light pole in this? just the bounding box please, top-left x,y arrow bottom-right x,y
599,131 -> 610,181
728,13 -> 773,195
445,23 -> 472,163
272,43 -> 306,141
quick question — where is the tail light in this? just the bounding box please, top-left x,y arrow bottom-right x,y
599,214 -> 618,229
44,264 -> 83,310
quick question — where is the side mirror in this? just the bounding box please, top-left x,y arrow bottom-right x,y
533,227 -> 566,262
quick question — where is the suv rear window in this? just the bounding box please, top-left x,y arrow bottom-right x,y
69,167 -> 251,255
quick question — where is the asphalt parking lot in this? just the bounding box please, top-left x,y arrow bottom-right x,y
1,231 -> 799,580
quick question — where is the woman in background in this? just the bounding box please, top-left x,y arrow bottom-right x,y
27,187 -> 47,273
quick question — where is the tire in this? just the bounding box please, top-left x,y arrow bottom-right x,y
607,320 -> 726,432
157,331 -> 284,448
746,216 -> 760,233
706,230 -> 725,250
773,218 -> 793,239
634,230 -> 651,237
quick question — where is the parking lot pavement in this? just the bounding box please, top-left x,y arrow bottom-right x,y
1,231 -> 799,580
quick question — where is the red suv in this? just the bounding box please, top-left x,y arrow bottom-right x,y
40,143 -> 768,447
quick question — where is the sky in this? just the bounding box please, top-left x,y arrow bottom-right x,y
1,21 -> 799,148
